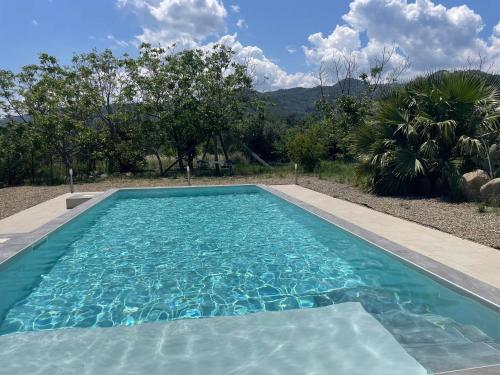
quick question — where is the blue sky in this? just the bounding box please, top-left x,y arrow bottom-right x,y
1,0 -> 499,90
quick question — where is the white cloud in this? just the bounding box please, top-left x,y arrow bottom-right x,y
117,0 -> 499,90
118,0 -> 227,48
212,34 -> 318,91
303,25 -> 360,64
107,34 -> 129,48
32,19 -> 38,26
236,19 -> 247,29
118,0 -> 317,90
303,0 -> 500,77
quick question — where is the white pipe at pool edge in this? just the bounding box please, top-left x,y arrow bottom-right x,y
69,168 -> 74,194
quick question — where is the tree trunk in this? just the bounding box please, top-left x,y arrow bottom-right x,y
213,134 -> 220,176
219,133 -> 229,161
201,136 -> 211,160
30,148 -> 35,184
241,143 -> 272,168
187,146 -> 195,170
154,152 -> 164,175
164,158 -> 180,174
177,149 -> 184,171
108,157 -> 114,174
50,156 -> 54,185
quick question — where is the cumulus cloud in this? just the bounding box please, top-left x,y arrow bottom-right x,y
303,0 -> 500,78
212,34 -> 318,91
118,0 -> 227,48
303,25 -> 360,63
117,0 -> 318,91
117,0 -> 499,90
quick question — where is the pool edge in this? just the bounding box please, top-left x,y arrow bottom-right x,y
259,184 -> 500,312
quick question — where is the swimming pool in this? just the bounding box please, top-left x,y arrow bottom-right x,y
0,185 -> 499,372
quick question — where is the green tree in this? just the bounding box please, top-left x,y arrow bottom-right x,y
3,55 -> 89,176
125,43 -> 174,174
285,123 -> 328,172
200,44 -> 252,174
237,98 -> 286,162
167,48 -> 206,171
73,49 -> 142,173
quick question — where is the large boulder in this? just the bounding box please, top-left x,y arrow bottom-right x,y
480,178 -> 500,203
460,170 -> 490,201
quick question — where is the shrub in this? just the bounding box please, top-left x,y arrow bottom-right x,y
285,124 -> 327,172
353,71 -> 500,197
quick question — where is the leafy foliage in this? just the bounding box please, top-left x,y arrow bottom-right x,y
0,45 -> 253,184
354,71 -> 500,196
285,124 -> 328,172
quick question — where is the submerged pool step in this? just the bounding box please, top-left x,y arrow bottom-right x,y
0,302 -> 426,375
405,342 -> 500,373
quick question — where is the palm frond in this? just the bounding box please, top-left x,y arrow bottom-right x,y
420,139 -> 439,158
457,135 -> 482,155
392,148 -> 426,178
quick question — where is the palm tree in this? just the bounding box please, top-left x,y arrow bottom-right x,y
354,71 -> 500,197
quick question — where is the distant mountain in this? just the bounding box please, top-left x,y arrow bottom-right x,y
261,78 -> 369,119
261,72 -> 500,119
2,73 -> 498,126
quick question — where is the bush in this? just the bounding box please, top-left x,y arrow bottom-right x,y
353,71 -> 500,197
285,124 -> 327,172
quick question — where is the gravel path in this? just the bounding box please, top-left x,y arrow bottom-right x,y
1,175 -> 498,249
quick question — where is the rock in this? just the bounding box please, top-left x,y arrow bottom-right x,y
100,173 -> 108,178
125,172 -> 134,177
460,170 -> 490,201
480,178 -> 500,203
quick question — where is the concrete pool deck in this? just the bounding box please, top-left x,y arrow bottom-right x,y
0,192 -> 101,235
270,185 -> 500,290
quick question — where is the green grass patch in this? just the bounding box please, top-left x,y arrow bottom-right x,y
313,160 -> 367,187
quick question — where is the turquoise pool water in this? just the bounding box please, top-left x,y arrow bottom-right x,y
0,186 -> 499,372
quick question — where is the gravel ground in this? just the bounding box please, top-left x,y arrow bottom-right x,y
1,174 -> 498,249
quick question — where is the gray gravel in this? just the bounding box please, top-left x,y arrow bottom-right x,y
299,176 -> 499,249
1,175 -> 498,249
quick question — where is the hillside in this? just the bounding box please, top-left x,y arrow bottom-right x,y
2,73 -> 498,126
261,78 -> 367,119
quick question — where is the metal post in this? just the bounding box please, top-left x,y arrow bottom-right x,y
187,166 -> 191,186
294,163 -> 298,185
69,168 -> 74,193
